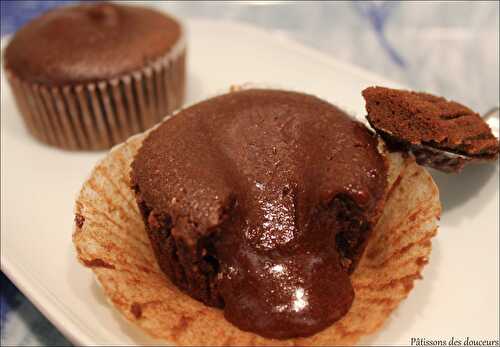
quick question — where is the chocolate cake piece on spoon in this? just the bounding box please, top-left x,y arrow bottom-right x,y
363,86 -> 499,173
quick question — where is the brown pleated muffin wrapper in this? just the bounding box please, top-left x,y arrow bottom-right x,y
5,39 -> 186,150
73,127 -> 441,346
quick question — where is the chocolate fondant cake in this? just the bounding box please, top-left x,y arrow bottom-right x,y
4,2 -> 186,150
131,89 -> 388,339
363,86 -> 500,172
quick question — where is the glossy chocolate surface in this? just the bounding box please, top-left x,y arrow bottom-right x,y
132,89 -> 387,338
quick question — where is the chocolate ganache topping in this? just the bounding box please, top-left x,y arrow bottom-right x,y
131,89 -> 388,339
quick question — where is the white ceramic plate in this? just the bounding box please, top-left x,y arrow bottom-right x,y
1,19 -> 499,346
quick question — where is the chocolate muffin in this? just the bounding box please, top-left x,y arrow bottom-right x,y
131,89 -> 388,339
4,2 -> 186,150
363,86 -> 500,172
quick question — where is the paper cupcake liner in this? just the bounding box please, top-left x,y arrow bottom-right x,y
73,128 -> 441,346
5,38 -> 186,150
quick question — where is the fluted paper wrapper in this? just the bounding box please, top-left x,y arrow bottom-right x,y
73,134 -> 440,346
6,43 -> 185,150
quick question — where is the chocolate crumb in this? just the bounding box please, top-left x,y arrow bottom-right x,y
75,213 -> 85,228
82,258 -> 115,269
130,302 -> 142,319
